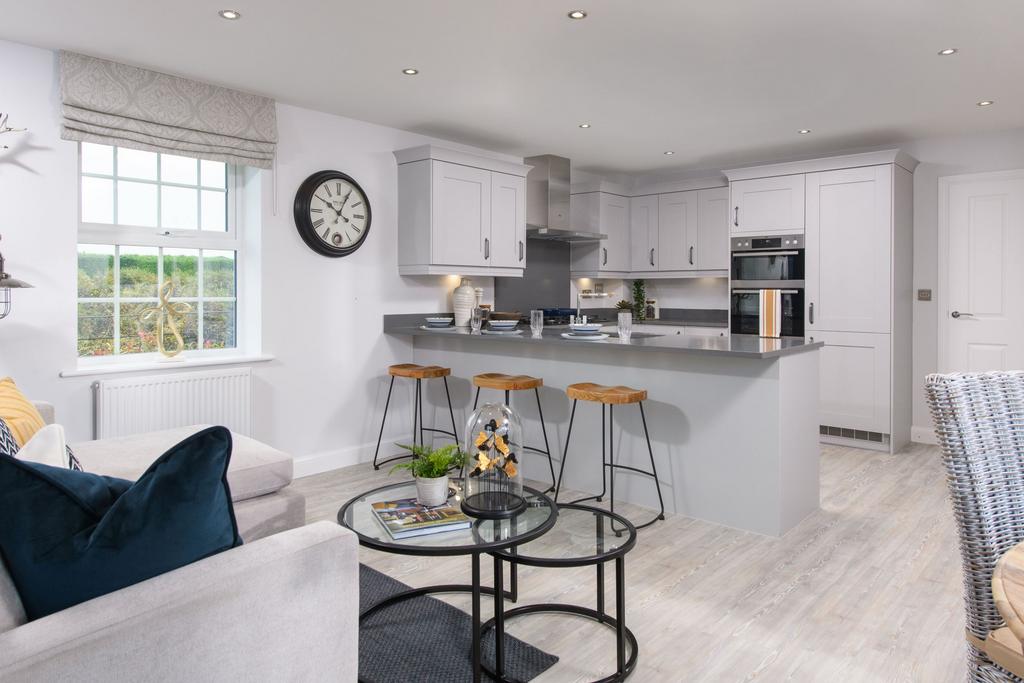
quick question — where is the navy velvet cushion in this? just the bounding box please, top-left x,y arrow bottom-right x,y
0,425 -> 242,620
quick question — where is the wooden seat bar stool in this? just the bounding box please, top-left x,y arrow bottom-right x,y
472,373 -> 557,493
373,364 -> 458,470
555,382 -> 666,529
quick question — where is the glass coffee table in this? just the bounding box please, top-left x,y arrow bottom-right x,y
337,480 -> 557,683
484,504 -> 639,682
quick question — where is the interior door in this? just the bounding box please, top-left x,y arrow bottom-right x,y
943,172 -> 1024,371
489,172 -> 526,268
658,191 -> 698,271
805,165 -> 892,333
630,194 -> 658,272
697,187 -> 729,270
600,193 -> 630,271
431,161 -> 490,267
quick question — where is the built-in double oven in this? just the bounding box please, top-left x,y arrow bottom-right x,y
730,234 -> 805,337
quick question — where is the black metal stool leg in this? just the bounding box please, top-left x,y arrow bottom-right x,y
417,378 -> 425,448
505,389 -> 511,406
596,404 -> 608,503
609,404 -> 615,519
554,399 -> 578,502
472,386 -> 481,410
535,388 -> 556,493
443,376 -> 458,448
639,401 -> 667,522
411,378 -> 420,449
373,376 -> 396,470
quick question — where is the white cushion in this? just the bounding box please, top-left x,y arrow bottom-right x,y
69,426 -> 293,502
15,424 -> 72,469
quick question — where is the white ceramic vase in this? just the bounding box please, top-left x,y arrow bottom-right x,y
453,278 -> 476,328
415,475 -> 449,507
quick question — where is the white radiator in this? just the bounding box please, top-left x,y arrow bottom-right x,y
93,367 -> 253,439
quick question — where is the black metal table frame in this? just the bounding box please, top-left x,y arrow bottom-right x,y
338,483 -> 558,683
482,503 -> 639,683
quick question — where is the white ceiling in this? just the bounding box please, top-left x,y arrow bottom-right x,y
2,0 -> 1021,175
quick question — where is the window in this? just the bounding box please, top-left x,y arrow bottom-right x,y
77,143 -> 245,359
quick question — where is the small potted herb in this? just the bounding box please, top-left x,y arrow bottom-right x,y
390,443 -> 466,507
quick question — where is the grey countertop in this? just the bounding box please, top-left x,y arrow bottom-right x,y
384,314 -> 821,359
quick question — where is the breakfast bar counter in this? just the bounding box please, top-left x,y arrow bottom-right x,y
383,314 -> 822,536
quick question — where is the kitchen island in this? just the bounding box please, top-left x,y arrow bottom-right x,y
383,314 -> 823,536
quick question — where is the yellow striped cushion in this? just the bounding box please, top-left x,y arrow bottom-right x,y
0,378 -> 46,448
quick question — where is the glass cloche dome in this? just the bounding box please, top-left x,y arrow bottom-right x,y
461,402 -> 525,519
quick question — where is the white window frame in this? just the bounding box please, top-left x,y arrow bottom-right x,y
76,144 -> 252,367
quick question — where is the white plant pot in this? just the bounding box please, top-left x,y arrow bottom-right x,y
415,475 -> 450,507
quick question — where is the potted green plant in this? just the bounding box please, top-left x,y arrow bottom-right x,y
390,443 -> 466,507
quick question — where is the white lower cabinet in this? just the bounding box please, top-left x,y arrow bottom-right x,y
685,325 -> 728,337
811,330 -> 891,435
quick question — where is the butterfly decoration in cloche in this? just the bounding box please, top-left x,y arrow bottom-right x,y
469,418 -> 518,479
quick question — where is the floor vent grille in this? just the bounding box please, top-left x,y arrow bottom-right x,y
819,425 -> 888,444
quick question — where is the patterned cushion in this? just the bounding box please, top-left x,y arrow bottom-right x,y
0,378 -> 46,447
66,445 -> 83,472
0,417 -> 18,458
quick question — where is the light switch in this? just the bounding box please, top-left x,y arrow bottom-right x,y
917,289 -> 933,302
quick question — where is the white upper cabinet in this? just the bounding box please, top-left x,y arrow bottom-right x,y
630,194 -> 659,272
658,191 -> 699,271
394,145 -> 531,277
489,172 -> 526,269
432,161 -> 491,267
805,165 -> 893,334
730,175 -> 805,235
697,187 -> 730,270
570,192 -> 631,275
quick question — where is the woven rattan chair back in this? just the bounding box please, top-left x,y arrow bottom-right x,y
927,371 -> 1024,682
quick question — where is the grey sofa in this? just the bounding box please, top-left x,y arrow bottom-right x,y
34,401 -> 305,542
0,404 -> 360,680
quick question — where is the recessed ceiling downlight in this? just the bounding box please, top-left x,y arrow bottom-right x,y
402,68 -> 419,75
578,123 -> 591,128
938,48 -> 958,56
663,151 -> 674,155
977,100 -> 995,107
568,10 -> 587,19
218,9 -> 241,20
797,129 -> 812,135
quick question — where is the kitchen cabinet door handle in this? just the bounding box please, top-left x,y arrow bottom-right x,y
484,238 -> 490,260
809,302 -> 814,325
602,247 -> 608,266
519,240 -> 524,262
689,245 -> 694,265
650,248 -> 655,266
734,207 -> 739,227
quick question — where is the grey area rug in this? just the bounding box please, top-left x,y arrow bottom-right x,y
359,565 -> 558,682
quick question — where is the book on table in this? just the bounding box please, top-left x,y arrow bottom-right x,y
370,497 -> 472,539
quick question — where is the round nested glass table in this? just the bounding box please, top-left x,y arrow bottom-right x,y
337,480 -> 557,683
485,504 -> 639,683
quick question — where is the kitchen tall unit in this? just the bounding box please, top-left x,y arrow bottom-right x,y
726,150 -> 917,453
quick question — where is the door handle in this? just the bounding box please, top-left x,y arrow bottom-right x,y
951,311 -> 974,319
484,238 -> 490,260
602,247 -> 608,266
809,302 -> 814,325
519,240 -> 524,262
650,248 -> 655,266
689,245 -> 694,265
734,207 -> 739,227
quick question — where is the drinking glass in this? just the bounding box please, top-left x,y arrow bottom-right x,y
471,307 -> 484,333
530,309 -> 544,337
617,311 -> 633,342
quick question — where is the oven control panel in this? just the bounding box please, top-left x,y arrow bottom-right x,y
731,234 -> 804,251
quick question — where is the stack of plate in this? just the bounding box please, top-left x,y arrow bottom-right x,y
484,319 -> 521,335
563,322 -> 608,341
424,317 -> 454,329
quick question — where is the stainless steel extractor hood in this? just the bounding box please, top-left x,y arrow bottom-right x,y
524,154 -> 607,242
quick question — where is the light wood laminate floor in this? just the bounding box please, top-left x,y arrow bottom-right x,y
291,442 -> 963,682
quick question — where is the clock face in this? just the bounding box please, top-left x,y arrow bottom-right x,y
293,170 -> 372,257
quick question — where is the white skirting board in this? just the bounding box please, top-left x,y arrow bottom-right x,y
911,425 -> 938,445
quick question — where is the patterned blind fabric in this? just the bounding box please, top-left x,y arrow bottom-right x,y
59,51 -> 278,169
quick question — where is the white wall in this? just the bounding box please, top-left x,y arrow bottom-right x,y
0,38 -> 500,475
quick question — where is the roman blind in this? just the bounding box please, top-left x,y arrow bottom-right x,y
59,51 -> 277,169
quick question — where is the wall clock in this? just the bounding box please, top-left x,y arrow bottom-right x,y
293,170 -> 372,257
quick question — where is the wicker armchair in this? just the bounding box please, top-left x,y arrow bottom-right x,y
927,372 -> 1024,682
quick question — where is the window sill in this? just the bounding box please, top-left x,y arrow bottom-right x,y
59,354 -> 275,378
